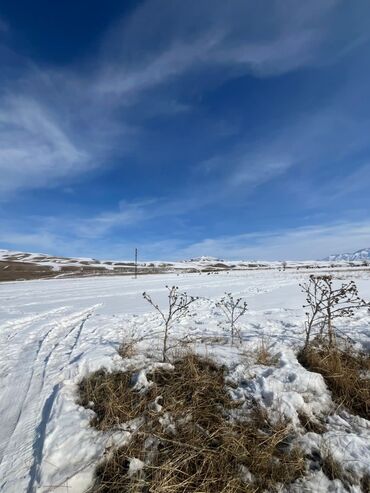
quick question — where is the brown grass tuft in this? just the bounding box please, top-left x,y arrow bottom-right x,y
360,473 -> 370,493
320,448 -> 355,489
78,369 -> 154,430
298,344 -> 370,420
117,340 -> 137,359
255,337 -> 278,366
82,354 -> 306,492
297,411 -> 326,434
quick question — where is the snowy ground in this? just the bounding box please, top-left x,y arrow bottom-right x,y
0,270 -> 369,492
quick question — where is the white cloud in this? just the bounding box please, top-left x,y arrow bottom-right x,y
0,96 -> 89,194
94,0 -> 339,99
0,229 -> 58,253
198,105 -> 370,200
73,196 -> 204,238
74,200 -> 157,237
95,33 -> 222,96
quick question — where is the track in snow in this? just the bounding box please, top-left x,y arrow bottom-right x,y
0,305 -> 97,492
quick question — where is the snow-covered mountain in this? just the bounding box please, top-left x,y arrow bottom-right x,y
324,248 -> 370,261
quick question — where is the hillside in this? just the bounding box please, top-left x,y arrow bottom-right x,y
0,249 -> 254,281
1,248 -> 370,282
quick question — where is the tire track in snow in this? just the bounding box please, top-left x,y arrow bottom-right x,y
0,323 -> 61,462
27,384 -> 60,493
67,312 -> 93,361
0,306 -> 98,493
0,306 -> 69,343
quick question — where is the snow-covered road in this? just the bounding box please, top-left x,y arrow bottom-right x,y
0,271 -> 369,492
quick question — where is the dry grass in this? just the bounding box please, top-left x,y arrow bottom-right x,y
91,418 -> 304,493
78,369 -> 154,430
297,411 -> 326,434
361,474 -> 370,492
255,337 -> 278,366
81,354 -> 306,492
117,340 -> 137,359
319,448 -> 356,490
321,451 -> 347,483
298,344 -> 370,420
147,353 -> 235,430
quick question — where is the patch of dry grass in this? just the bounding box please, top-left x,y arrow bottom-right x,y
297,411 -> 326,434
298,344 -> 370,420
319,447 -> 357,490
361,474 -> 370,492
147,353 -> 235,430
91,417 -> 304,493
81,354 -> 306,492
255,338 -> 279,366
117,340 -> 137,359
78,369 -> 154,430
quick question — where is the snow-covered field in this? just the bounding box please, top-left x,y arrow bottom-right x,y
1,270 -> 370,492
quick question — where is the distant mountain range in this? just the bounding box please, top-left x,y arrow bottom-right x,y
1,247 -> 369,282
324,248 -> 370,261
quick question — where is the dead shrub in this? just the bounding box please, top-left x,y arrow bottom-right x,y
300,276 -> 369,348
298,344 -> 370,420
84,354 -> 306,492
143,286 -> 198,362
216,293 -> 248,345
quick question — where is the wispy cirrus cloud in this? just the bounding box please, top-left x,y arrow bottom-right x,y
0,96 -> 88,194
1,0 -> 366,197
195,104 -> 370,201
74,199 -> 158,238
94,0 -> 340,99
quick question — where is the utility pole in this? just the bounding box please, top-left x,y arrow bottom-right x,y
134,248 -> 138,279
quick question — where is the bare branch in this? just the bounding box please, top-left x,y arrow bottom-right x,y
216,292 -> 248,345
300,275 -> 369,348
143,286 -> 198,361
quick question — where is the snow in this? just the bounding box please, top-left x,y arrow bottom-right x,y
239,348 -> 333,425
0,270 -> 370,492
325,247 -> 370,262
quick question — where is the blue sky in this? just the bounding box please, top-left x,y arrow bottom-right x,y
1,0 -> 370,261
